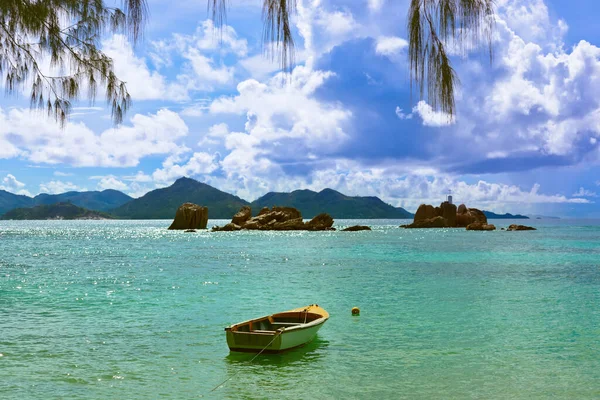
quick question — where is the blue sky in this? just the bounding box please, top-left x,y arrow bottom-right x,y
1,0 -> 600,217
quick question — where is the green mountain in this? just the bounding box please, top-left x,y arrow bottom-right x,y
483,211 -> 529,219
0,189 -> 132,216
0,190 -> 34,215
250,188 -> 414,219
111,177 -> 249,219
1,202 -> 113,220
33,189 -> 132,211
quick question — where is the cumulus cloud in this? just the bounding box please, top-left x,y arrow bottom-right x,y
39,180 -> 81,194
408,1 -> 600,170
149,20 -> 246,91
209,66 -> 352,180
122,171 -> 154,183
0,108 -> 189,167
0,174 -> 31,196
198,123 -> 230,146
102,35 -> 188,101
375,36 -> 408,57
296,1 -> 365,60
95,175 -> 129,191
152,152 -> 220,184
395,106 -> 413,120
412,101 -> 456,127
572,187 -> 597,198
316,10 -> 359,37
497,0 -> 568,48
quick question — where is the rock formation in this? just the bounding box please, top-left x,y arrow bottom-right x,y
341,225 -> 372,231
212,206 -> 335,231
403,202 -> 488,230
507,224 -> 537,231
168,203 -> 208,230
466,222 -> 496,231
231,206 -> 252,226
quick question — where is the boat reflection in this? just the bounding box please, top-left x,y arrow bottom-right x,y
225,336 -> 330,367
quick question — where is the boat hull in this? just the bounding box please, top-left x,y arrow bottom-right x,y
225,304 -> 328,353
226,320 -> 326,353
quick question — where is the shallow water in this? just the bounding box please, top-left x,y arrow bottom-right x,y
1,219 -> 599,399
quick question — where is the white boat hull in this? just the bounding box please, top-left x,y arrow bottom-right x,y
225,304 -> 329,353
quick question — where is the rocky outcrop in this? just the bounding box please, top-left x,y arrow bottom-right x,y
341,225 -> 372,231
214,223 -> 242,231
403,201 -> 489,230
305,213 -> 334,231
440,202 -> 457,227
402,216 -> 447,228
507,224 -> 537,231
168,203 -> 208,230
456,204 -> 487,227
414,204 -> 438,222
466,222 -> 496,231
212,206 -> 335,231
231,206 -> 252,226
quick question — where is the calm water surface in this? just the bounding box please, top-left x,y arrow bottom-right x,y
1,219 -> 599,399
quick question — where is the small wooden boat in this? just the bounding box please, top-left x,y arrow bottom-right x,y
225,304 -> 329,353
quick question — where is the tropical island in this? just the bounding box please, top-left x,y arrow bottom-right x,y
0,177 -> 535,221
0,202 -> 113,220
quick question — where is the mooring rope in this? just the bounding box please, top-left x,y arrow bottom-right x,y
207,330 -> 283,394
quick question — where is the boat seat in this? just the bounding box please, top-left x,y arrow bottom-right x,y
252,330 -> 276,334
272,322 -> 301,326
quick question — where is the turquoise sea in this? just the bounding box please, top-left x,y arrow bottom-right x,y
1,219 -> 599,399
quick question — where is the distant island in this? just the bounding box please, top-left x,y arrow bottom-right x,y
0,203 -> 113,220
0,188 -> 131,215
528,215 -> 561,220
0,177 -> 535,220
483,211 -> 529,219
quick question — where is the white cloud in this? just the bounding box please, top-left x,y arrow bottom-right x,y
54,171 -> 73,177
375,36 -> 408,57
123,171 -> 154,183
149,20 -> 246,91
497,0 -> 568,49
182,49 -> 234,88
96,175 -> 129,191
152,152 -> 220,184
395,106 -> 413,120
102,35 -> 188,101
367,0 -> 385,12
39,180 -> 80,195
296,1 -> 364,61
316,10 -> 358,37
0,108 -> 189,167
445,5 -> 600,161
198,123 -> 230,146
412,101 -> 456,127
0,174 -> 32,196
572,187 -> 597,198
209,65 -> 352,182
170,20 -> 248,58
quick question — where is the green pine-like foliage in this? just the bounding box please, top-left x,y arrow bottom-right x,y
0,0 -> 148,125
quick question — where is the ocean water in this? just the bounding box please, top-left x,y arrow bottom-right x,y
1,219 -> 599,399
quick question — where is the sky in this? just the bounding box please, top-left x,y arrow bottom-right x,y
1,0 -> 600,217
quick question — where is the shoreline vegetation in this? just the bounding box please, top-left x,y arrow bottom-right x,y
1,177 -> 535,221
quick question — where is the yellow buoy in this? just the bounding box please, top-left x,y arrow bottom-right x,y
351,307 -> 360,316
